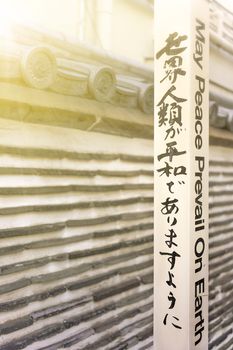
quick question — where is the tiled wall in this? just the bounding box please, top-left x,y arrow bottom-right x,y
0,114 -> 153,350
209,128 -> 233,349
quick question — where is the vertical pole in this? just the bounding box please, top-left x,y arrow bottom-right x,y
155,1 -> 209,349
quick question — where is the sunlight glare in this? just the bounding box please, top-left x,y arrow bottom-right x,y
0,2 -> 28,38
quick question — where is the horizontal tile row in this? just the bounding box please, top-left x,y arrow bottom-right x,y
209,142 -> 233,349
0,125 -> 153,349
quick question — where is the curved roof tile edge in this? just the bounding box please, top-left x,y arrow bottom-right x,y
0,25 -> 154,115
210,100 -> 233,133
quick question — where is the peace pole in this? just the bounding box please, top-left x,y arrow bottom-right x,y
155,0 -> 209,349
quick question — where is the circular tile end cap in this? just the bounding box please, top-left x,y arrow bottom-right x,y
21,46 -> 57,90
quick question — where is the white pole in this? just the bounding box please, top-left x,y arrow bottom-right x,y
155,0 -> 209,349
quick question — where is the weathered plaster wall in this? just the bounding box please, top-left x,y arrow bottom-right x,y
0,0 -> 153,65
111,0 -> 153,64
0,0 -> 79,40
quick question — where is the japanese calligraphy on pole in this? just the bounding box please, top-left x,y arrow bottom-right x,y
155,1 -> 209,349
